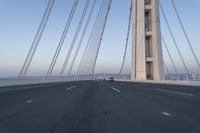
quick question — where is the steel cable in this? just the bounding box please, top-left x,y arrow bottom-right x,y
171,0 -> 200,72
161,35 -> 178,74
47,0 -> 79,78
18,0 -> 54,79
91,0 -> 112,80
68,0 -> 97,75
60,0 -> 91,76
119,0 -> 132,75
76,0 -> 105,78
160,4 -> 189,73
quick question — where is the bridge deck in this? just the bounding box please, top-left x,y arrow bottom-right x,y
0,81 -> 200,133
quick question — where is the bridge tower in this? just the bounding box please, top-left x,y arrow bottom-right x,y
132,0 -> 164,80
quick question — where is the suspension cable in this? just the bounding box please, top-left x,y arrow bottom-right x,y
60,0 -> 91,76
164,62 -> 170,75
161,35 -> 178,74
68,0 -> 97,75
46,0 -> 79,78
160,4 -> 189,74
119,0 -> 132,75
22,0 -> 55,78
18,0 -> 55,79
76,0 -> 105,79
171,0 -> 200,72
91,0 -> 112,80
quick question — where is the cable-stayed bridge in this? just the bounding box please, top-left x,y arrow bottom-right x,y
0,0 -> 200,133
1,0 -> 199,81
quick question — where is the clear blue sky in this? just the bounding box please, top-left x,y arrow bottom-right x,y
0,0 -> 200,77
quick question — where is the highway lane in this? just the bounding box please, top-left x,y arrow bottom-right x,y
0,81 -> 200,133
107,81 -> 200,132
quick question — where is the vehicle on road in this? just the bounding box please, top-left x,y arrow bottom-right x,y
108,77 -> 115,82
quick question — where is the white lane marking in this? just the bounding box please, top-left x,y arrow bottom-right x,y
26,100 -> 32,103
162,112 -> 172,116
66,86 -> 77,90
111,87 -> 121,93
154,88 -> 194,97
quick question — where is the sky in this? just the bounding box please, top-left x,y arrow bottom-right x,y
0,0 -> 200,77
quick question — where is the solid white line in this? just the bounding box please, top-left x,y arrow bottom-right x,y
154,88 -> 194,97
66,86 -> 77,90
162,112 -> 172,116
111,87 -> 121,93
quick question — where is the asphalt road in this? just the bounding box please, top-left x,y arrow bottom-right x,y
0,80 -> 200,133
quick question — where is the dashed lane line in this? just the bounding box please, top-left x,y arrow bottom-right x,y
26,100 -> 33,103
66,86 -> 77,90
162,112 -> 172,117
111,87 -> 121,93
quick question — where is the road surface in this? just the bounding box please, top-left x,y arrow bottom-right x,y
0,81 -> 200,133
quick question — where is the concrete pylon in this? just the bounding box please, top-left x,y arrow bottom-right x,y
131,0 -> 164,80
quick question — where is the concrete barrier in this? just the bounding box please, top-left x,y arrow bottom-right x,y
0,78 -> 75,87
1,78 -> 200,87
117,80 -> 200,87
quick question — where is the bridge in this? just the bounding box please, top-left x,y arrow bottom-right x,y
0,0 -> 200,133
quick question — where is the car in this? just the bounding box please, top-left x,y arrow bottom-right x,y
108,77 -> 115,82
